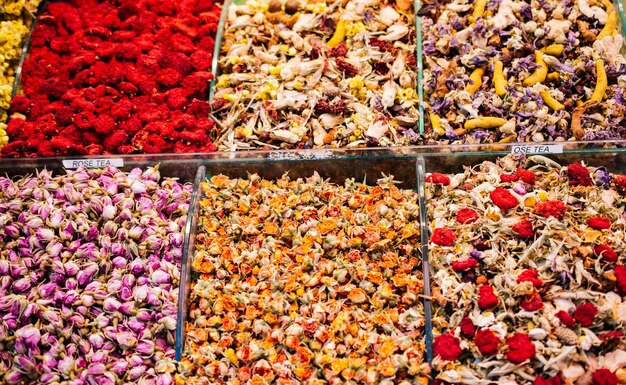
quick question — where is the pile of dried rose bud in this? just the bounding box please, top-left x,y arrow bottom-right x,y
0,166 -> 191,385
178,173 -> 430,384
3,0 -> 221,157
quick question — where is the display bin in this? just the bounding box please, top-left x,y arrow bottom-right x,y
420,149 -> 626,381
173,154 -> 432,379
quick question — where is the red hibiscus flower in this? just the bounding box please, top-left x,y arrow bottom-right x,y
592,369 -> 618,385
433,333 -> 462,361
490,188 -> 519,211
615,265 -> 626,293
587,217 -> 611,230
432,228 -> 456,246
594,244 -> 618,263
567,163 -> 592,186
506,333 -> 536,364
534,201 -> 567,219
457,208 -> 479,224
555,310 -> 575,327
452,258 -> 478,272
573,303 -> 598,327
517,269 -> 543,288
478,285 -> 499,310
520,292 -> 543,311
598,330 -> 623,343
512,220 -> 534,239
474,329 -> 500,356
426,173 -> 451,186
459,317 -> 476,338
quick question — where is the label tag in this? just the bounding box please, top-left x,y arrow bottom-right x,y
63,158 -> 124,169
511,144 -> 563,155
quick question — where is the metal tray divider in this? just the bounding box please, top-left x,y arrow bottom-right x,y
175,165 -> 206,361
416,156 -> 433,364
209,0 -> 234,103
415,0 -> 425,136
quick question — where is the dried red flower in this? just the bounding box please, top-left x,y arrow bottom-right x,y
457,208 -> 479,224
490,187 -> 518,211
478,285 -> 498,310
534,376 -> 563,385
500,173 -> 519,183
534,201 -> 567,220
573,303 -> 598,327
452,258 -> 478,272
587,217 -> 611,230
592,369 -> 618,385
567,162 -> 592,186
459,317 -> 476,338
426,173 -> 451,185
512,220 -> 534,239
433,333 -> 462,361
432,228 -> 456,246
615,265 -> 626,293
598,330 -> 623,343
615,175 -> 626,191
329,42 -> 348,57
594,244 -> 618,263
475,329 -> 500,356
520,292 -> 543,311
506,333 -> 536,364
517,269 -> 543,288
516,168 -> 536,184
555,310 -> 576,327
335,58 -> 359,78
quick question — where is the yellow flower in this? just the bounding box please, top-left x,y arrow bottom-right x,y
346,22 -> 366,37
348,76 -> 364,90
216,75 -> 230,88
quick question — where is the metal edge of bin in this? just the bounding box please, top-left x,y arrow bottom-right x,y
175,165 -> 206,361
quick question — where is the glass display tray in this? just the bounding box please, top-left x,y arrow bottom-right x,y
4,149 -> 626,368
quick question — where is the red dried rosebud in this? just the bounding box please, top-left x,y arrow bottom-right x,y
86,144 -> 104,155
475,329 -> 500,356
182,72 -> 212,95
512,220 -> 534,239
425,173 -> 451,185
516,168 -> 536,184
555,310 -> 575,327
490,187 -> 518,211
598,331 -> 623,343
81,132 -> 102,145
478,285 -> 499,310
459,317 -> 476,338
187,99 -> 212,116
5,118 -> 26,138
500,173 -> 519,182
452,258 -> 478,272
110,100 -> 134,121
534,376 -> 563,385
190,50 -> 212,71
587,217 -> 611,230
517,269 -> 543,288
615,175 -> 626,191
117,3 -> 139,21
117,145 -> 135,154
167,88 -> 191,110
534,201 -> 567,219
118,82 -> 139,95
615,265 -> 626,293
567,162 -> 592,186
119,117 -> 143,135
74,111 -> 96,129
94,115 -> 116,135
103,130 -> 130,152
432,228 -> 456,246
592,369 -> 618,385
594,244 -> 618,263
506,333 -> 536,364
457,208 -> 479,224
433,333 -> 462,361
10,95 -> 32,114
520,292 -> 543,311
573,303 -> 597,327
158,52 -> 193,76
156,68 -> 184,87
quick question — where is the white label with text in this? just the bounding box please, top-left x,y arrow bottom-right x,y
63,159 -> 124,169
511,144 -> 563,155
